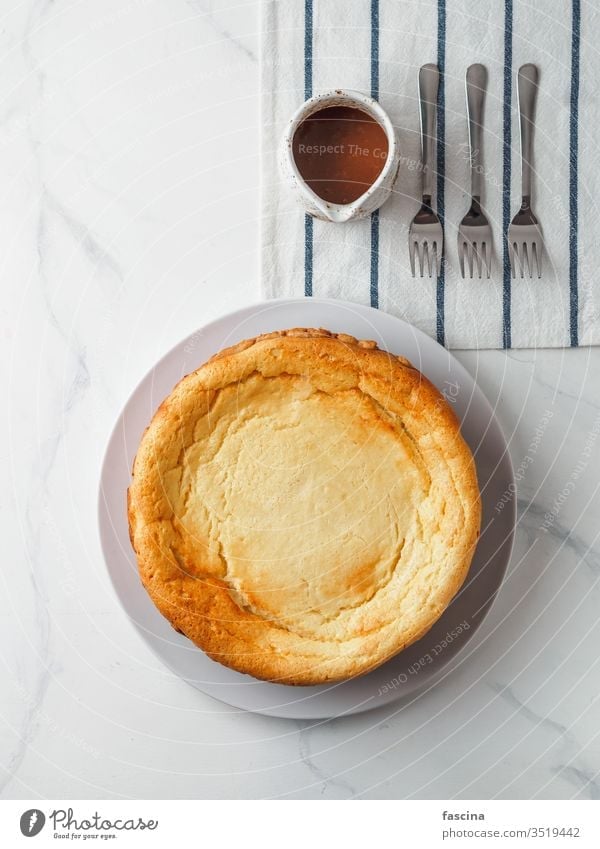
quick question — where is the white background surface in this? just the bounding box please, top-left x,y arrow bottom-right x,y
1,0 -> 599,799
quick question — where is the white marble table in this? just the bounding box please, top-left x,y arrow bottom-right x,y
1,0 -> 599,800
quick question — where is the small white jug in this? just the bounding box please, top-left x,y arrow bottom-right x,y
280,89 -> 400,224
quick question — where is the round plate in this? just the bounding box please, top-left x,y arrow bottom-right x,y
98,298 -> 515,719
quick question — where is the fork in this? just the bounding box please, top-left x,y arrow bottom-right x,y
409,63 -> 443,278
458,64 -> 492,279
508,63 -> 543,278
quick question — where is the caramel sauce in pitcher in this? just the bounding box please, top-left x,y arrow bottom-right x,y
292,106 -> 389,206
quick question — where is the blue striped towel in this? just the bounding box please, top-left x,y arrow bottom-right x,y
260,0 -> 599,349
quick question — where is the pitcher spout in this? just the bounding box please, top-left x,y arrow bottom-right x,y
311,197 -> 359,224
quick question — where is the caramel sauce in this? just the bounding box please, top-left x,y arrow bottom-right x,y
292,106 -> 389,205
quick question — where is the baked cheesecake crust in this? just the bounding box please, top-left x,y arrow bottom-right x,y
128,328 -> 481,684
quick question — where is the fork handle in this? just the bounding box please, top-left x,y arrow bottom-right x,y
465,63 -> 487,200
517,63 -> 539,202
418,63 -> 439,200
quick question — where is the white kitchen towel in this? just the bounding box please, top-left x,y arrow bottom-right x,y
260,0 -> 600,349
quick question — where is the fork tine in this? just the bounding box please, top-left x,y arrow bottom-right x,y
515,242 -> 524,278
474,243 -> 483,279
426,243 -> 433,278
469,242 -> 475,279
409,217 -> 443,279
458,241 -> 465,278
417,241 -> 425,278
418,241 -> 425,277
467,243 -> 474,279
482,242 -> 491,279
518,243 -> 525,278
509,240 -> 517,279
508,228 -> 544,280
522,242 -> 531,278
532,241 -> 542,278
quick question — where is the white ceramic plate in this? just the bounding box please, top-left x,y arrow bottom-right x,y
98,298 -> 515,719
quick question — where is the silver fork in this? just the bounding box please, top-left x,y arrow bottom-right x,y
409,63 -> 443,278
458,64 -> 492,279
508,63 -> 543,278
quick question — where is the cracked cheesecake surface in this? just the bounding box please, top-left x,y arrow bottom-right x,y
127,328 -> 481,684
